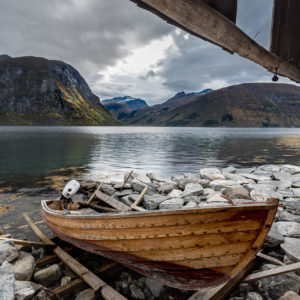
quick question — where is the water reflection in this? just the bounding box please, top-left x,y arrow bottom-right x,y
1,126 -> 300,188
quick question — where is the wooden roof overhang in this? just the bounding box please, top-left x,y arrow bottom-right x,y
130,0 -> 300,84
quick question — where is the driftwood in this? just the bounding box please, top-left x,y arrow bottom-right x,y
120,170 -> 133,192
23,213 -> 127,300
256,252 -> 285,266
95,190 -> 131,211
132,187 -> 148,207
244,262 -> 300,282
0,237 -> 53,248
88,183 -> 103,204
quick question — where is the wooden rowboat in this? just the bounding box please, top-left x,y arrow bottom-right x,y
41,198 -> 278,290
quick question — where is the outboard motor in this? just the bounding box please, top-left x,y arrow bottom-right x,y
60,180 -> 80,212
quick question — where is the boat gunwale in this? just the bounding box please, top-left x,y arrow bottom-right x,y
41,198 -> 279,220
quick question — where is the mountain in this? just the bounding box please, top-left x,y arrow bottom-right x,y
0,55 -> 119,125
119,83 -> 300,127
102,96 -> 149,119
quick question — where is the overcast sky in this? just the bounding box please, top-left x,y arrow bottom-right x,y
0,0 -> 296,105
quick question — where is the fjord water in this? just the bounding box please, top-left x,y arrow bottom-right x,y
1,126 -> 300,189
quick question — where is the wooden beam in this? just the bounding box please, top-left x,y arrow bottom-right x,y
95,190 -> 131,211
132,0 -> 300,83
88,183 -> 103,204
244,262 -> 300,282
131,187 -> 148,207
0,237 -> 54,248
23,213 -> 127,300
256,252 -> 285,266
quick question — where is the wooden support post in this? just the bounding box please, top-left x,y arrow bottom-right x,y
23,213 -> 127,300
132,0 -> 300,84
88,183 -> 103,204
244,262 -> 300,282
120,170 -> 133,191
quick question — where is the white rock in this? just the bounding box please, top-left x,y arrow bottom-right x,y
143,194 -> 167,210
185,202 -> 197,208
167,189 -> 182,198
250,190 -> 283,202
222,166 -> 236,173
0,261 -> 14,300
281,237 -> 300,261
209,180 -> 238,191
198,202 -> 230,207
291,188 -> 300,198
0,240 -> 18,264
199,168 -> 224,181
256,164 -> 281,173
279,211 -> 300,222
147,173 -> 171,183
276,222 -> 300,238
281,164 -> 300,175
239,173 -> 271,182
14,281 -> 40,300
285,198 -> 300,215
13,251 -> 35,281
159,198 -> 184,210
207,194 -> 228,203
181,183 -> 203,197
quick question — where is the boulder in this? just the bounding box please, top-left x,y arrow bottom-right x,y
75,288 -> 96,300
199,179 -> 210,188
115,189 -> 134,197
279,211 -> 300,222
284,198 -> 300,215
207,194 -> 228,203
222,166 -> 236,173
145,277 -> 163,297
260,264 -> 300,299
273,172 -> 294,181
114,183 -> 131,190
279,291 -> 300,300
171,175 -> 192,190
34,264 -> 61,287
223,186 -> 250,200
277,222 -> 300,238
167,189 -> 182,198
120,196 -> 134,207
281,165 -> 300,175
0,261 -> 14,300
209,180 -> 238,191
264,223 -> 284,247
250,190 -> 283,202
278,189 -> 295,199
147,173 -> 171,183
131,179 -> 155,194
185,202 -> 197,208
181,183 -> 203,197
291,189 -> 300,198
159,198 -> 184,210
143,194 -> 167,210
182,195 -> 201,204
101,184 -> 116,196
239,173 -> 271,182
235,167 -> 256,174
256,165 -> 280,173
13,251 -> 35,281
157,182 -> 175,194
14,281 -> 40,300
199,168 -> 225,181
247,292 -> 263,300
281,237 -> 300,261
0,240 -> 18,264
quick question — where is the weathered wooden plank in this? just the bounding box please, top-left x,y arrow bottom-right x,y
270,0 -> 300,68
120,170 -> 133,191
244,262 -> 300,282
131,0 -> 300,83
256,252 -> 285,266
202,0 -> 237,23
131,187 -> 148,207
88,183 -> 103,204
0,237 -> 53,247
23,213 -> 127,300
95,190 -> 131,211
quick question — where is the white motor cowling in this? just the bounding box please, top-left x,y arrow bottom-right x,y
62,180 -> 80,199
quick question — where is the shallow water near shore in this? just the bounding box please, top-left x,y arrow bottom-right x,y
1,126 -> 300,190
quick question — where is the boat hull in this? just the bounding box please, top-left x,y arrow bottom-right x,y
41,199 -> 278,290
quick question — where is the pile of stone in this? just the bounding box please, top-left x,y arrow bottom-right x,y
0,238 -> 97,300
79,164 -> 300,299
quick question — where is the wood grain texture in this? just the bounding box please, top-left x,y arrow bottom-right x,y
42,199 -> 278,290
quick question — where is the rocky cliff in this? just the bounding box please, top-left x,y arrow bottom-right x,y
0,55 -> 119,125
120,83 -> 300,127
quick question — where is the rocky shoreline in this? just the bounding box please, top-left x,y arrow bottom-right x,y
1,164 -> 300,299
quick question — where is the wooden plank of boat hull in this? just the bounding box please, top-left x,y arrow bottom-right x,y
44,217 -> 263,240
89,230 -> 259,252
44,207 -> 269,229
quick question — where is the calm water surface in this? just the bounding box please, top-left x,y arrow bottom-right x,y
1,126 -> 300,188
